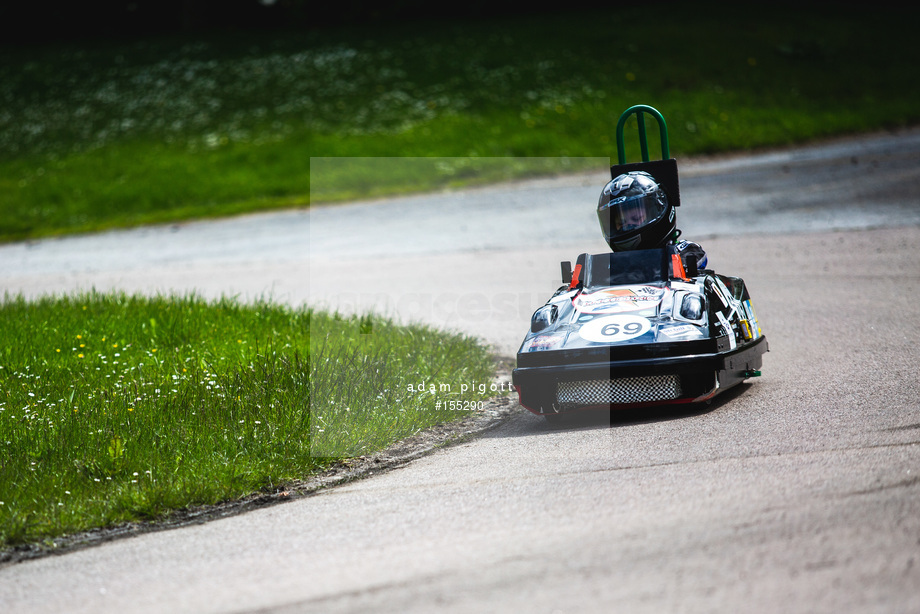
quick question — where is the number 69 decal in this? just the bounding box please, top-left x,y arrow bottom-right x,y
578,314 -> 651,343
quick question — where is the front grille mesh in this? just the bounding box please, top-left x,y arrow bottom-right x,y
557,375 -> 682,407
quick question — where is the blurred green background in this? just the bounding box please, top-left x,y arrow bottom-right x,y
1,2 -> 918,241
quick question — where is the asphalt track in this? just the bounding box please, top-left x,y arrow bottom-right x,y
1,129 -> 919,613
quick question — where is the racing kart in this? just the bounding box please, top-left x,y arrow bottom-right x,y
512,105 -> 768,420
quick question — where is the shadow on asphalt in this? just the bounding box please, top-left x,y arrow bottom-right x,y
488,382 -> 755,438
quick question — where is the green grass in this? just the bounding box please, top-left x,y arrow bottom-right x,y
0,293 -> 494,547
1,4 -> 918,241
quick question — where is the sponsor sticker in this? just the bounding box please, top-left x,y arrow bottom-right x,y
716,311 -> 737,350
578,314 -> 651,343
742,300 -> 762,339
524,332 -> 566,352
659,324 -> 704,339
573,285 -> 664,315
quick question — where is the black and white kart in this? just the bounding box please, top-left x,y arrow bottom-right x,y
512,246 -> 768,418
512,104 -> 768,419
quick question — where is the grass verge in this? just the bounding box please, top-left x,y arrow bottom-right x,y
2,4 -> 919,241
0,292 -> 495,548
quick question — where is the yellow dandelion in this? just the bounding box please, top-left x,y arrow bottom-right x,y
151,348 -> 157,353
76,335 -> 82,339
78,353 -> 84,359
56,349 -> 61,353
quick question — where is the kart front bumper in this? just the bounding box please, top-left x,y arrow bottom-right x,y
512,336 -> 767,415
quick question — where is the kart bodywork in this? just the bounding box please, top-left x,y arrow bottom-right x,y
512,105 -> 768,418
512,246 -> 768,416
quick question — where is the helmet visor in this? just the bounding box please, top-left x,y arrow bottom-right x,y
601,193 -> 666,235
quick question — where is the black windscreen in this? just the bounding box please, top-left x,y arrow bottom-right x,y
586,248 -> 669,287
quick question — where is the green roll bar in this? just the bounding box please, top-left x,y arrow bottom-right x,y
615,104 -> 670,164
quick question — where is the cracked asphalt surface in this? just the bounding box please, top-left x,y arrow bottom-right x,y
1,128 -> 919,613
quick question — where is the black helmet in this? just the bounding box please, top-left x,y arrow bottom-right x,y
597,171 -> 676,251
